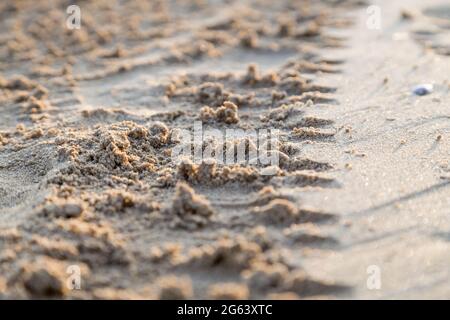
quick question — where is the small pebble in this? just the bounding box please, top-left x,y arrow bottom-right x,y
412,84 -> 433,96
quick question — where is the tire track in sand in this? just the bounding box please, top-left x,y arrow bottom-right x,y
0,0 -> 364,299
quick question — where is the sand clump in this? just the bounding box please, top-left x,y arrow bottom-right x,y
239,30 -> 259,48
0,75 -> 41,92
252,186 -> 293,206
23,96 -> 50,114
147,122 -> 170,147
0,132 -> 8,146
200,101 -> 239,124
176,158 -> 261,186
29,235 -> 79,261
178,236 -> 261,271
166,182 -> 215,228
242,257 -> 347,297
91,189 -> 159,215
92,287 -> 146,300
197,82 -> 226,105
251,199 -> 301,225
97,190 -> 136,214
39,218 -> 133,267
49,121 -> 172,188
157,275 -> 193,300
261,103 -> 303,123
283,223 -> 337,245
20,257 -> 68,297
242,64 -> 279,86
150,243 -> 184,265
281,270 -> 348,297
243,261 -> 288,290
267,291 -> 300,300
172,234 -> 346,297
0,277 -> 6,296
40,198 -> 85,219
97,129 -> 134,170
25,128 -> 44,139
207,282 -> 250,300
292,127 -> 335,140
0,75 -> 50,114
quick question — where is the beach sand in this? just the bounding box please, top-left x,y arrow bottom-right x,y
0,0 -> 449,299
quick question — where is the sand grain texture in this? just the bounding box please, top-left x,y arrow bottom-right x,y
1,0 -> 449,299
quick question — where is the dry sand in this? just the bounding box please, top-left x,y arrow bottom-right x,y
0,0 -> 449,299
